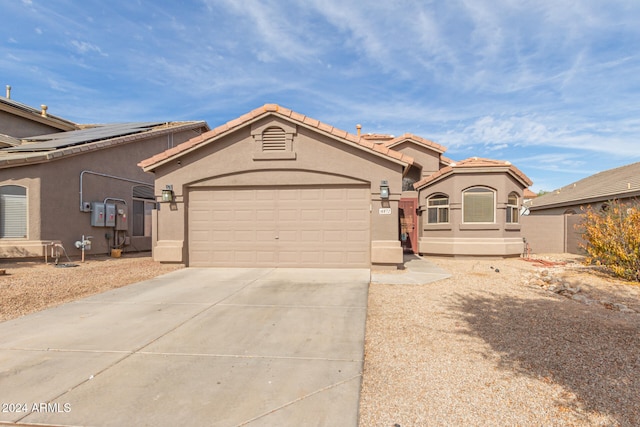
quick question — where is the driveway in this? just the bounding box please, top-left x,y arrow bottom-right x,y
0,268 -> 370,426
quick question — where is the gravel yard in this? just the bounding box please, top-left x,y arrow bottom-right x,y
359,255 -> 640,427
0,252 -> 183,322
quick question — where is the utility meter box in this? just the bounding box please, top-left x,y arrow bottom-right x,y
90,202 -> 106,227
105,203 -> 116,227
115,206 -> 128,231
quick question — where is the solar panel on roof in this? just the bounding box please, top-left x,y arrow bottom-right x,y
1,122 -> 164,152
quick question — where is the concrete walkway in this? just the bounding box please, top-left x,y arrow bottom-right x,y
0,268 -> 369,427
371,254 -> 452,285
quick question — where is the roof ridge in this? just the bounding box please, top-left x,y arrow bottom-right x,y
139,104 -> 414,170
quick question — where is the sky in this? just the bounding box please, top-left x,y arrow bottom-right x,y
1,0 -> 639,192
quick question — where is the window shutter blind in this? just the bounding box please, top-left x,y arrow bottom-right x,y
0,194 -> 27,238
463,192 -> 494,223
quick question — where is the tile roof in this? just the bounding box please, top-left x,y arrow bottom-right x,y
413,157 -> 533,189
384,133 -> 447,154
361,133 -> 395,142
527,161 -> 640,210
0,121 -> 208,169
139,104 -> 414,170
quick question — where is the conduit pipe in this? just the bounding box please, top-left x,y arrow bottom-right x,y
79,170 -> 152,211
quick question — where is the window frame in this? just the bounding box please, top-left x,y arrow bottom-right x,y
462,186 -> 496,224
0,185 -> 27,239
132,185 -> 155,237
427,194 -> 450,224
506,192 -> 519,224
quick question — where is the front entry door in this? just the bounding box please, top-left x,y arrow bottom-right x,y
399,198 -> 418,253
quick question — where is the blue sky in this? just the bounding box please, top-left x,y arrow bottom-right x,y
1,0 -> 639,191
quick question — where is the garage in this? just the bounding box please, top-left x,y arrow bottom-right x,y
188,185 -> 371,267
140,104 -> 413,268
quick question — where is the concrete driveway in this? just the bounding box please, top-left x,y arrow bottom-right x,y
0,268 -> 369,426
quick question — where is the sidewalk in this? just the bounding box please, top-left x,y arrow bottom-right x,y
371,254 -> 451,285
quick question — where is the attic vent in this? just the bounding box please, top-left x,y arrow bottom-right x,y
262,127 -> 286,151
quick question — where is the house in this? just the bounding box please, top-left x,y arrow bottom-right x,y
0,91 -> 209,258
140,105 -> 533,268
526,161 -> 640,215
1,86 -> 77,140
520,161 -> 640,254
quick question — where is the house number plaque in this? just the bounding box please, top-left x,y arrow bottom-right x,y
378,208 -> 392,215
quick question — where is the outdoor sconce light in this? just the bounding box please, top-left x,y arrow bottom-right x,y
161,185 -> 175,202
380,180 -> 390,200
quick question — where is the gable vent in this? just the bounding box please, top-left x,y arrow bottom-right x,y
262,127 -> 287,151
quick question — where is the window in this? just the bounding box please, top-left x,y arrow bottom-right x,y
427,194 -> 449,223
506,192 -> 519,224
463,187 -> 495,223
132,185 -> 155,237
0,185 -> 27,238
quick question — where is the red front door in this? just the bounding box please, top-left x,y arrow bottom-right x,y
399,198 -> 418,253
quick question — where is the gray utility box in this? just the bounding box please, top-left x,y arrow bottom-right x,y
105,203 -> 116,227
115,207 -> 128,231
91,202 -> 116,227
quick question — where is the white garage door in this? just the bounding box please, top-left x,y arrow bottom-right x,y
188,186 -> 371,267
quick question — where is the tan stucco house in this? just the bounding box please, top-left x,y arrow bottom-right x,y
0,91 -> 209,258
520,161 -> 640,254
140,104 -> 534,268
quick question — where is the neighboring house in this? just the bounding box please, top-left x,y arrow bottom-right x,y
526,161 -> 640,215
0,92 -> 209,258
139,105 -> 533,268
521,161 -> 640,254
1,87 -> 77,139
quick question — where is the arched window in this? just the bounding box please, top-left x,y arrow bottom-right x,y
0,185 -> 27,238
506,192 -> 519,224
427,194 -> 449,223
463,187 -> 495,223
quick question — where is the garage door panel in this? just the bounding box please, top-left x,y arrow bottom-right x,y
188,186 -> 370,267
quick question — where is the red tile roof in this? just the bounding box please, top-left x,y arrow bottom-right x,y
413,157 -> 533,189
139,104 -> 414,170
384,133 -> 447,154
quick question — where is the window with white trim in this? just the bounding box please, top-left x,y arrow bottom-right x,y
506,192 -> 519,224
0,185 -> 27,238
463,187 -> 495,223
427,194 -> 449,224
132,185 -> 155,237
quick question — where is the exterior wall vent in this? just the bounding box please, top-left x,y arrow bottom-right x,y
261,127 -> 287,151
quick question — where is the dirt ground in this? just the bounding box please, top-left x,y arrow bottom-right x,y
360,254 -> 640,426
0,252 -> 183,322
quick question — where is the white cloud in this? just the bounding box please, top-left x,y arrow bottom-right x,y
70,40 -> 107,57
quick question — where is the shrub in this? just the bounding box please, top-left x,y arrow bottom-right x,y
578,200 -> 640,282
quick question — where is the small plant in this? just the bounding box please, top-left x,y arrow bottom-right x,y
578,200 -> 640,282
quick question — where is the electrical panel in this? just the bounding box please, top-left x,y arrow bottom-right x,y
115,206 -> 128,231
105,203 -> 116,227
90,202 -> 106,227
